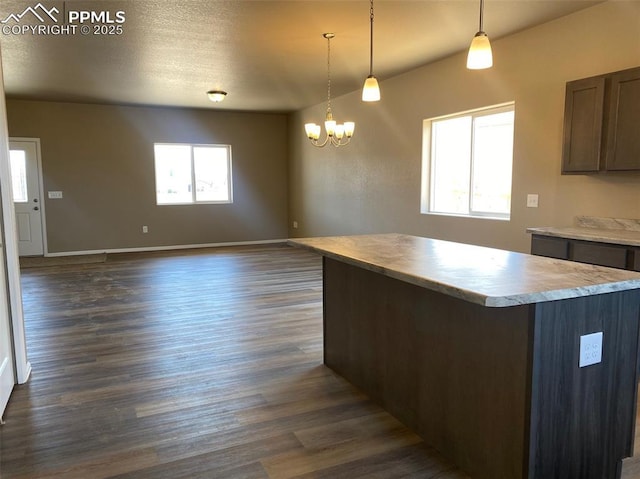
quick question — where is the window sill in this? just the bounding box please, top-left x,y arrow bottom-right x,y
420,211 -> 510,221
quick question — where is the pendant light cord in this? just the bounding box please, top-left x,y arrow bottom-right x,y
369,0 -> 374,77
479,0 -> 485,32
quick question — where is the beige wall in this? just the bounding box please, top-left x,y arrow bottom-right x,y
289,1 -> 640,253
7,100 -> 289,253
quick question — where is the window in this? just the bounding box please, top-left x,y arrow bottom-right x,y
154,143 -> 232,205
9,150 -> 28,203
421,103 -> 514,220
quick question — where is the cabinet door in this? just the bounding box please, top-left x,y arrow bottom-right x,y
633,249 -> 640,272
531,235 -> 569,259
605,67 -> 640,170
571,241 -> 628,269
562,76 -> 605,173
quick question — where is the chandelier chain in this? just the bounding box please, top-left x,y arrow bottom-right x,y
326,35 -> 332,115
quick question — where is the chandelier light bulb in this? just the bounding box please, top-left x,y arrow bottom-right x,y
324,119 -> 337,137
305,123 -> 321,140
343,122 -> 355,137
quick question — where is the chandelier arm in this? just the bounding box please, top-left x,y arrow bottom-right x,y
311,135 -> 331,148
330,136 -> 351,147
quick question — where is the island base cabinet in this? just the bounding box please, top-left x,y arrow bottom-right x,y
322,257 -> 640,479
529,293 -> 640,478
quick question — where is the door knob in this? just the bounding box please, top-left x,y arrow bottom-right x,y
33,206 -> 39,211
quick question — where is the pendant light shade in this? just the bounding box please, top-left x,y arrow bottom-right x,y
466,0 -> 493,70
466,32 -> 493,69
362,76 -> 381,102
362,0 -> 381,102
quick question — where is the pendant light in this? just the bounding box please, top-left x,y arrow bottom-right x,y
362,0 -> 381,102
466,0 -> 493,70
304,33 -> 355,148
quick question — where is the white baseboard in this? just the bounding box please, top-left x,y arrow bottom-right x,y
17,361 -> 31,385
44,239 -> 289,258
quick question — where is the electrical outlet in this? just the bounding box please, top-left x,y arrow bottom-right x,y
579,332 -> 603,367
293,221 -> 298,229
526,194 -> 539,208
142,225 -> 148,233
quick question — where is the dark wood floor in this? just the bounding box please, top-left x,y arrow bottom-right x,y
1,244 -> 471,479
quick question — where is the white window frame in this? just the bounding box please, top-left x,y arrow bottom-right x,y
154,143 -> 233,206
421,102 -> 515,221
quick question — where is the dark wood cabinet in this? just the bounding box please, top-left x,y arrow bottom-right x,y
531,234 -> 637,271
605,68 -> 640,170
530,235 -> 569,259
562,66 -> 640,174
571,241 -> 628,269
562,77 -> 605,172
633,249 -> 640,272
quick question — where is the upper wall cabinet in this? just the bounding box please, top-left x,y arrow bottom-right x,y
605,68 -> 640,170
562,76 -> 605,172
562,66 -> 640,174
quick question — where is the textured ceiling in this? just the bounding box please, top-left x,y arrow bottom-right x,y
0,0 -> 603,112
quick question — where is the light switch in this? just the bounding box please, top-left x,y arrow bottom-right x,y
48,191 -> 63,199
579,332 -> 603,368
526,194 -> 539,208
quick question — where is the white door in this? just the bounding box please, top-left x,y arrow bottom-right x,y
0,244 -> 15,417
9,140 -> 44,256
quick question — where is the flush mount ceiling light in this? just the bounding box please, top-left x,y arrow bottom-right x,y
304,33 -> 355,148
362,0 -> 381,102
466,0 -> 493,70
207,90 -> 227,102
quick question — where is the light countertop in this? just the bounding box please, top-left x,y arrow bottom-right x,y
527,216 -> 640,247
289,233 -> 640,308
527,226 -> 640,247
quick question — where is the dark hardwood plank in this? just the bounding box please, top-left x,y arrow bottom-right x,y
1,244 -> 470,479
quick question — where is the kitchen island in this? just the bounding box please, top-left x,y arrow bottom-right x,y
289,233 -> 640,479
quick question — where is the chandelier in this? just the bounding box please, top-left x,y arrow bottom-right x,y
304,33 -> 355,148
